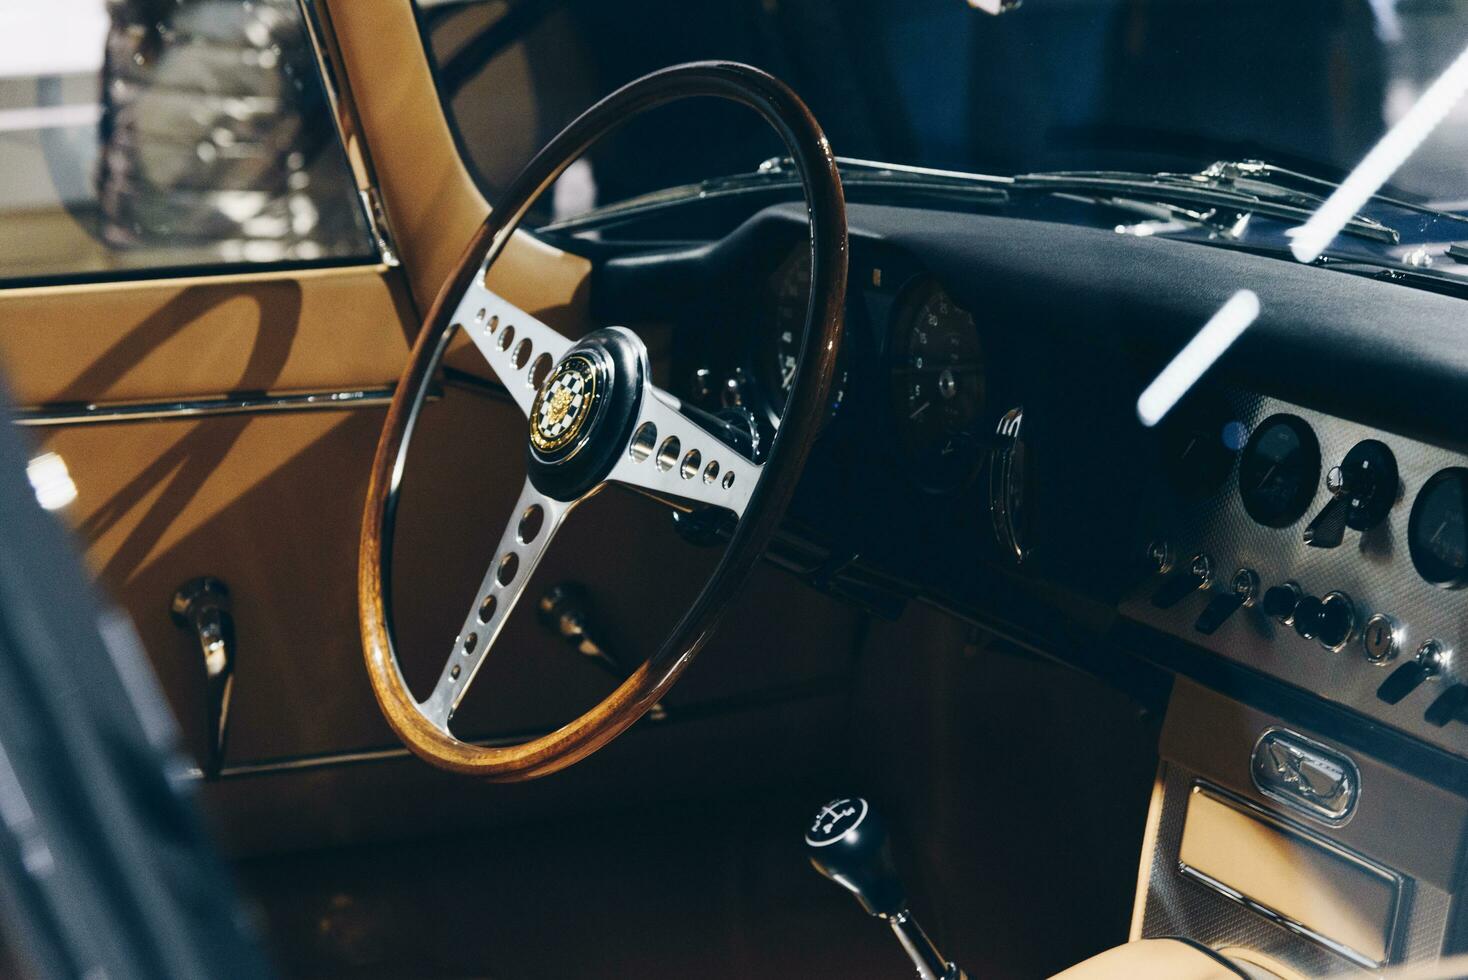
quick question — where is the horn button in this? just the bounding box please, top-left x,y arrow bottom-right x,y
526,328 -> 644,501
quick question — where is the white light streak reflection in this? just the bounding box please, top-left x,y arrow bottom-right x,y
1137,290 -> 1260,428
1290,41 -> 1468,264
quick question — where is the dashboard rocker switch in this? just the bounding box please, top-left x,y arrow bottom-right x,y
1425,685 -> 1468,728
1260,582 -> 1303,624
1151,553 -> 1213,610
1377,639 -> 1451,706
1194,568 -> 1259,635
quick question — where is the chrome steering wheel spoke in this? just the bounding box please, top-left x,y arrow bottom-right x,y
452,274 -> 575,417
420,478 -> 575,729
607,384 -> 762,518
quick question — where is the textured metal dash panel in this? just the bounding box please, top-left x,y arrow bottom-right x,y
1122,391 -> 1468,758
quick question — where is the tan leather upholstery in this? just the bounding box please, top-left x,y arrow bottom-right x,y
1050,939 -> 1273,980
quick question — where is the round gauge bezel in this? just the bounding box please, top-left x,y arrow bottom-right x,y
1157,390 -> 1241,502
1238,413 -> 1321,528
1408,466 -> 1468,589
754,242 -> 844,430
886,274 -> 987,493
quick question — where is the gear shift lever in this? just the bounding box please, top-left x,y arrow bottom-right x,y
806,798 -> 967,980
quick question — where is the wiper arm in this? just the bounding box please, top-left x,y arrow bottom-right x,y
1011,165 -> 1402,245
1201,159 -> 1468,227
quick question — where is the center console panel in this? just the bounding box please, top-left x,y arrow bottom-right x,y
1135,679 -> 1467,975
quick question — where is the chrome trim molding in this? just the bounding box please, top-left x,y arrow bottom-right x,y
186,732 -> 529,781
1178,781 -> 1403,970
186,679 -> 847,781
11,387 -> 399,426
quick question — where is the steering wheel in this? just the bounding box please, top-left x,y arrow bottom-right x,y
358,62 -> 847,780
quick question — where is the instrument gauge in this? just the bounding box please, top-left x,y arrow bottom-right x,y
1158,391 -> 1242,501
1409,467 -> 1468,588
1238,414 -> 1321,527
889,277 -> 986,489
758,244 -> 843,424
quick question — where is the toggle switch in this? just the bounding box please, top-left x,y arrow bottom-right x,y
1378,639 -> 1451,705
1151,553 -> 1212,609
1194,568 -> 1258,635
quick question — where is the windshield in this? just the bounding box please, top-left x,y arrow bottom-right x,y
418,0 -> 1468,220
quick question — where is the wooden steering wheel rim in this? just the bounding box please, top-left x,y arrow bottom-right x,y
359,61 -> 847,780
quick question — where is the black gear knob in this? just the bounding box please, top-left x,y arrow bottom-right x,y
805,798 -> 965,980
805,798 -> 905,917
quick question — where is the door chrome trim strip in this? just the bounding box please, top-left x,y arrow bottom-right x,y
185,678 -> 848,781
11,387 -> 398,426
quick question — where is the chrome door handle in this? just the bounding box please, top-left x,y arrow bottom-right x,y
170,577 -> 235,780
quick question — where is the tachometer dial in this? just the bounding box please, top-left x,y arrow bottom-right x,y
1409,467 -> 1468,588
1238,414 -> 1321,527
889,278 -> 986,488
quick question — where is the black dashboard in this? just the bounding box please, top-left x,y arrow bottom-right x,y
587,201 -> 1468,767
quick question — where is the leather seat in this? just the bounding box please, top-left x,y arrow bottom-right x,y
1050,939 -> 1282,979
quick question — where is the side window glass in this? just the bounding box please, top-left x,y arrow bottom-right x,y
0,0 -> 376,287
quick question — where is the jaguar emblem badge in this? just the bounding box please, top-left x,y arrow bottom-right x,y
530,354 -> 598,454
1251,728 -> 1359,825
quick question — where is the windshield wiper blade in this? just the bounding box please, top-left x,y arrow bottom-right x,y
538,157 -> 1009,233
1010,167 -> 1402,244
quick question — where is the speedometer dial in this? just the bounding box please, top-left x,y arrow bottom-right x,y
889,278 -> 986,488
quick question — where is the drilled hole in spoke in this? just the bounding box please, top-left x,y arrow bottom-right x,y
451,665 -> 462,679
722,471 -> 736,490
629,423 -> 657,462
703,460 -> 720,484
487,314 -> 499,333
463,633 -> 478,654
497,325 -> 515,351
497,552 -> 519,585
680,449 -> 701,480
512,338 -> 532,370
478,594 -> 497,624
517,504 -> 544,544
529,353 -> 553,388
475,308 -> 487,325
656,437 -> 681,472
